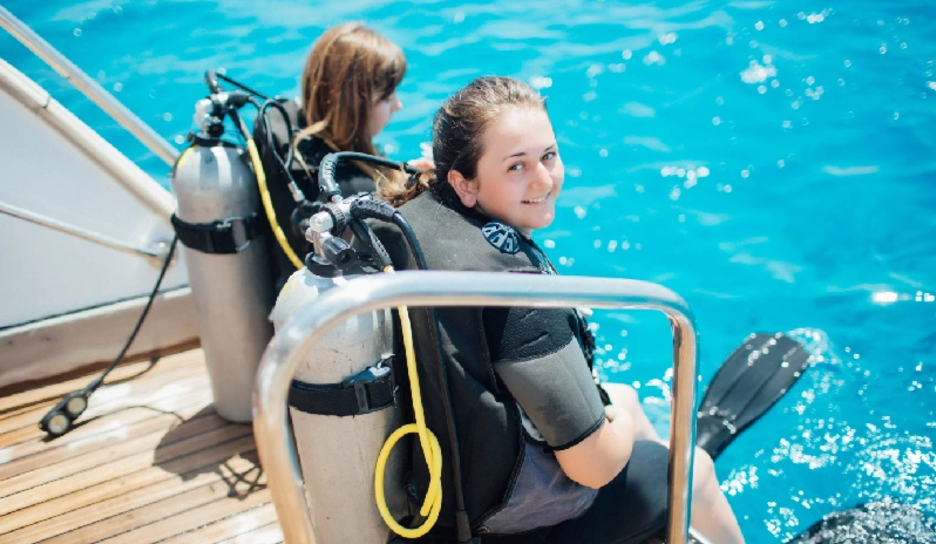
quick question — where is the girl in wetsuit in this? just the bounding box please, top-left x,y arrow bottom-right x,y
256,22 -> 428,289
375,76 -> 745,544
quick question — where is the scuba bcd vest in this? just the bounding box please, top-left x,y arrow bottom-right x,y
368,188 -> 599,535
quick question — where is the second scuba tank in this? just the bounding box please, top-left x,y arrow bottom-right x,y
170,127 -> 275,423
271,267 -> 408,544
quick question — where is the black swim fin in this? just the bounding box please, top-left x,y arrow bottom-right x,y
696,332 -> 811,460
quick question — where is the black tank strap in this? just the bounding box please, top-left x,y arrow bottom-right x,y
288,359 -> 396,417
170,213 -> 261,254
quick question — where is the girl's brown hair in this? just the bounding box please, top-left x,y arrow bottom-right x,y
295,22 -> 406,183
381,76 -> 545,207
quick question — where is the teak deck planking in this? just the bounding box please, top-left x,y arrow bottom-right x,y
0,348 -> 284,544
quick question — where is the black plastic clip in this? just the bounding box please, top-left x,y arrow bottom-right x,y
288,356 -> 396,417
347,362 -> 394,415
220,216 -> 253,253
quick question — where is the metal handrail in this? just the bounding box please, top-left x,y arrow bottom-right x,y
0,200 -> 170,264
254,271 -> 699,544
0,5 -> 179,166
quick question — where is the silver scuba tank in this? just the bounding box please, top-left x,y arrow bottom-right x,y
170,107 -> 275,422
269,224 -> 408,544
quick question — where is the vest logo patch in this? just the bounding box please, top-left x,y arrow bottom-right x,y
482,221 -> 520,254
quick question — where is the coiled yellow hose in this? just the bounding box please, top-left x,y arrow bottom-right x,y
375,266 -> 443,538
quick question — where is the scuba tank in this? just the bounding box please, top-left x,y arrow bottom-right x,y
270,259 -> 408,544
270,190 -> 407,544
40,70 -> 291,435
169,73 -> 275,422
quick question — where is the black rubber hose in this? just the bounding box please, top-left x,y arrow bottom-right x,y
346,198 -> 427,271
87,235 -> 179,393
347,218 -> 393,270
317,153 -> 343,202
318,151 -> 423,203
320,151 -> 423,175
215,72 -> 271,101
350,197 -> 397,223
227,107 -> 251,143
258,99 -> 296,172
391,213 -> 428,271
424,305 -> 473,542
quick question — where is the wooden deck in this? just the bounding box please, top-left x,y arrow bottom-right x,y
0,349 -> 283,544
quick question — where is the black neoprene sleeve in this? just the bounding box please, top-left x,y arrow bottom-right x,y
485,307 -> 606,450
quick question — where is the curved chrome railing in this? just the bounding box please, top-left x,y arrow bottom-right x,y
0,5 -> 179,166
254,271 -> 699,544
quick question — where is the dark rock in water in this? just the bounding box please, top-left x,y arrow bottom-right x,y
786,500 -> 936,544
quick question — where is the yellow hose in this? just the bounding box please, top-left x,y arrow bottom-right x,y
244,138 -> 304,270
375,265 -> 443,538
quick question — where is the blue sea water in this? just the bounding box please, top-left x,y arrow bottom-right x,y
3,1 -> 935,541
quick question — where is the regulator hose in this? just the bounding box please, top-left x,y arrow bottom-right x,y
39,235 -> 179,437
374,267 -> 444,538
257,99 -> 298,187
228,106 -> 304,270
318,151 -> 422,203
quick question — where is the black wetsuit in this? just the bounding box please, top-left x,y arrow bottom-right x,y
372,189 -> 670,544
253,99 -> 376,289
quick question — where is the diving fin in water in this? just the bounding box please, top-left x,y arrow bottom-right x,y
696,332 -> 811,460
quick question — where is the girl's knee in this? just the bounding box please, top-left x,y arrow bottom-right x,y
603,382 -> 640,410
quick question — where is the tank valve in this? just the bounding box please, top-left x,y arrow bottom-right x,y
322,236 -> 355,268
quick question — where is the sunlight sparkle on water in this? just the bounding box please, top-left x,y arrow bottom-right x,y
643,51 -> 665,66
741,60 -> 777,84
872,291 -> 898,304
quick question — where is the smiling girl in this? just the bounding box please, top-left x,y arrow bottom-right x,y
376,76 -> 744,544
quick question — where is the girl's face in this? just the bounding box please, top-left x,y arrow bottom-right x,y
451,106 -> 564,231
370,90 -> 403,137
